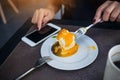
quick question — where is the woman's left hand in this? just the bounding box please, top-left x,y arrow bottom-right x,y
94,1 -> 120,23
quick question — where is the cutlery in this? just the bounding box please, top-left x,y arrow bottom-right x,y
74,19 -> 102,39
15,56 -> 52,80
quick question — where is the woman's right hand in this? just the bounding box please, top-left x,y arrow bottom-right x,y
31,8 -> 55,30
94,1 -> 120,23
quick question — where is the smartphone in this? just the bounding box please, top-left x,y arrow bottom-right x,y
22,23 -> 61,47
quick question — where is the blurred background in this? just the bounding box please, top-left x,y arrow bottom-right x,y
0,0 -> 62,48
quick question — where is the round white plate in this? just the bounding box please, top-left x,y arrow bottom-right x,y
41,35 -> 98,70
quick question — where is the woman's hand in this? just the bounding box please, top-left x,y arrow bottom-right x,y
31,8 -> 55,30
94,1 -> 120,23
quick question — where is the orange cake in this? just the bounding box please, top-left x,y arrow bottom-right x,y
52,29 -> 79,57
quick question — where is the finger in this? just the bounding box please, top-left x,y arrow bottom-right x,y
42,12 -> 50,25
102,1 -> 119,21
116,13 -> 120,22
110,4 -> 120,21
31,10 -> 39,24
37,11 -> 45,30
94,1 -> 112,22
42,16 -> 49,25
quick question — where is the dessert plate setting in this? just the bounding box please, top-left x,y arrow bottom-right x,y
41,35 -> 98,70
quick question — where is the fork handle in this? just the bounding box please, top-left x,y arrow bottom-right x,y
86,19 -> 102,30
15,61 -> 47,80
15,68 -> 35,80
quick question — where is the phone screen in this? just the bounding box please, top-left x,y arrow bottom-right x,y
26,25 -> 57,43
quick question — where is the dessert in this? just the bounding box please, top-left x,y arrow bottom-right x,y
52,29 -> 79,57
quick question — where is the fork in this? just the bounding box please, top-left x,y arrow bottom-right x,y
15,56 -> 52,80
74,19 -> 102,39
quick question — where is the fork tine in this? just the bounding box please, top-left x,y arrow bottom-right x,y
74,19 -> 102,39
35,56 -> 52,67
42,56 -> 52,62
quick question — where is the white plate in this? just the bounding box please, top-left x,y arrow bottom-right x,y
41,35 -> 98,70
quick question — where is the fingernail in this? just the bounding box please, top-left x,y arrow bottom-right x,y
93,19 -> 96,23
38,26 -> 41,30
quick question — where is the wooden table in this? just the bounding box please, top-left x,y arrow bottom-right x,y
0,18 -> 120,80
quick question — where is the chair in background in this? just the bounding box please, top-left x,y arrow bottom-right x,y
0,0 -> 19,24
